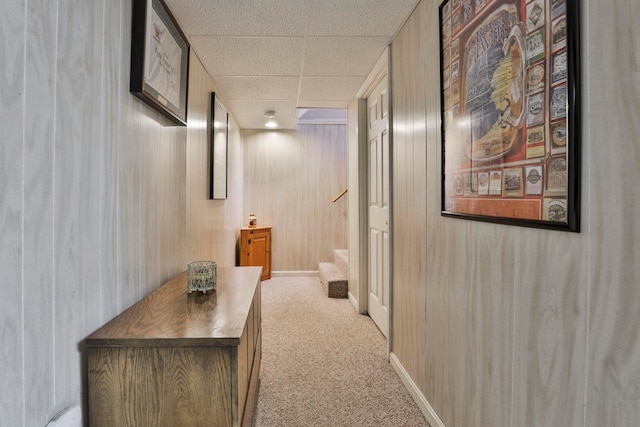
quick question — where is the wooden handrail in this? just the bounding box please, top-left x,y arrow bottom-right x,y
332,188 -> 348,203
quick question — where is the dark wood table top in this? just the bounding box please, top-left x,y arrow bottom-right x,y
85,266 -> 262,348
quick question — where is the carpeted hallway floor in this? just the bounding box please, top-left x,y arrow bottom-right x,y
252,276 -> 429,427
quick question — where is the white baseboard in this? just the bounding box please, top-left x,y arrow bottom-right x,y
390,352 -> 446,427
348,291 -> 359,311
270,270 -> 319,278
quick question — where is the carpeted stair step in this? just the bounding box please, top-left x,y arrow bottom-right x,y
318,262 -> 348,298
333,249 -> 348,277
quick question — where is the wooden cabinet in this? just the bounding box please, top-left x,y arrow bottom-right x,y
240,226 -> 271,280
86,267 -> 262,427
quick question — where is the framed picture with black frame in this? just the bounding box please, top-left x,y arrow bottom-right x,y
130,0 -> 190,126
439,0 -> 580,231
210,93 -> 228,200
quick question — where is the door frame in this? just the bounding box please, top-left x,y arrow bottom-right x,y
355,46 -> 393,348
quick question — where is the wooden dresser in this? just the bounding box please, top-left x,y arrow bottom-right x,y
240,226 -> 271,280
85,266 -> 262,427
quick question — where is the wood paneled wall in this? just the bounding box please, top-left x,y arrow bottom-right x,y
388,1 -> 640,426
1,1 -> 241,425
242,125 -> 347,272
185,54 -> 244,267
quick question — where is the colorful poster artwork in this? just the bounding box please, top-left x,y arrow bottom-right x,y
551,50 -> 567,84
440,0 -> 578,228
526,0 -> 545,32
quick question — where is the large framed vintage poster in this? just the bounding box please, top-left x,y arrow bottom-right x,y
439,0 -> 581,231
130,0 -> 190,126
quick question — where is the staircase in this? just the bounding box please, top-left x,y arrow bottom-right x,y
318,249 -> 348,298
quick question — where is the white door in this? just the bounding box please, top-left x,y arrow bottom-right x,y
367,75 -> 390,338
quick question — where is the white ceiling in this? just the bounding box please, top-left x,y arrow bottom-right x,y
163,0 -> 421,129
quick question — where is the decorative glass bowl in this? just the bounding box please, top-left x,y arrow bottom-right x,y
187,261 -> 217,293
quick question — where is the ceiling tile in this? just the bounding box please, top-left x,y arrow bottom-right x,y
299,76 -> 365,101
304,37 -> 389,76
227,100 -> 299,119
162,0 -> 421,129
296,100 -> 351,109
190,36 -> 305,76
165,0 -> 306,36
305,0 -> 421,36
213,76 -> 300,100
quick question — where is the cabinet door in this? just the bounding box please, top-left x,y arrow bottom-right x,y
241,229 -> 271,280
249,230 -> 270,280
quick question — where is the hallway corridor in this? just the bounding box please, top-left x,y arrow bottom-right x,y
253,276 -> 428,426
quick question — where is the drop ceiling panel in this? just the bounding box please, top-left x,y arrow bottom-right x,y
227,100 -> 299,119
297,100 -> 350,109
304,37 -> 389,76
299,76 -> 365,101
305,0 -> 420,36
190,36 -> 304,76
162,0 -> 422,129
213,76 -> 300,100
165,0 -> 306,36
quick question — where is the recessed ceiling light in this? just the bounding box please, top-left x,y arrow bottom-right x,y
264,110 -> 277,128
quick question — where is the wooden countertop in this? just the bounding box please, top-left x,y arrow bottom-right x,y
85,266 -> 262,348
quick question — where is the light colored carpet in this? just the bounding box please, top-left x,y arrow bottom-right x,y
253,276 -> 429,427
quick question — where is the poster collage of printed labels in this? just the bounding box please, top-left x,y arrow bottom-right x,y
440,0 -> 574,225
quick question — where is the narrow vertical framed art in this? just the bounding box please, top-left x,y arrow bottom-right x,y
439,0 -> 581,231
209,93 -> 228,200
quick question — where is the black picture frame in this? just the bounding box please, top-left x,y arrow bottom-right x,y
439,0 -> 580,231
210,93 -> 228,200
130,0 -> 190,126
